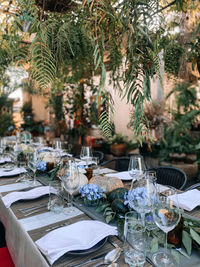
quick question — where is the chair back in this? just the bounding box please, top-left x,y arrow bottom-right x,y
147,166 -> 188,190
100,157 -> 130,172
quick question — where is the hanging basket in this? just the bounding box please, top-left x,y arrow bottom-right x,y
35,0 -> 77,13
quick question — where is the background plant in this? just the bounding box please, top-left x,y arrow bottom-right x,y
160,82 -> 200,160
0,0 -> 199,138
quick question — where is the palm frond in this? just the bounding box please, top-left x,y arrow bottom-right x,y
30,31 -> 56,89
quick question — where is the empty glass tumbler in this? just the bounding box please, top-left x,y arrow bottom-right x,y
48,181 -> 64,214
123,211 -> 146,267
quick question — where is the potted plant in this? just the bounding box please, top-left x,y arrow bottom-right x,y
109,133 -> 128,157
160,82 -> 200,180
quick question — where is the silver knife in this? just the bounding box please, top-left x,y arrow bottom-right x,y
19,203 -> 47,213
23,207 -> 47,216
68,252 -> 107,267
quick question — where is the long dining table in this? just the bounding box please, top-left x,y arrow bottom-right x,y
0,168 -> 200,267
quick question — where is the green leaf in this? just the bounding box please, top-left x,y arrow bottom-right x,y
182,230 -> 192,256
150,237 -> 158,253
190,228 -> 200,245
106,214 -> 114,224
171,249 -> 180,264
95,203 -> 110,213
176,248 -> 191,259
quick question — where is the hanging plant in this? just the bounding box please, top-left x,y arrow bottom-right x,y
164,42 -> 185,77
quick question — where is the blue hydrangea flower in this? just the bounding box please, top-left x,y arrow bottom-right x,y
125,187 -> 157,208
37,160 -> 47,172
79,184 -> 103,201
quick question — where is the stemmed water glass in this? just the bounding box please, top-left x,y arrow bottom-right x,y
27,150 -> 38,186
152,187 -> 180,267
80,146 -> 93,168
61,160 -> 80,212
127,177 -> 157,227
128,155 -> 146,181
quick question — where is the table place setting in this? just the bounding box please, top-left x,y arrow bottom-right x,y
169,189 -> 200,211
2,186 -> 56,208
0,180 -> 41,193
0,167 -> 27,177
35,220 -> 118,265
19,206 -> 84,231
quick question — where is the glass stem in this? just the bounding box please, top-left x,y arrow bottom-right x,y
33,172 -> 36,185
165,232 -> 168,254
141,212 -> 146,228
67,193 -> 73,208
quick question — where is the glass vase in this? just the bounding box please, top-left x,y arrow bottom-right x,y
84,198 -> 99,207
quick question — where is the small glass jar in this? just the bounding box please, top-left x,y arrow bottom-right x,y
84,198 -> 99,207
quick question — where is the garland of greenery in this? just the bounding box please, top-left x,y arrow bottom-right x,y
0,0 -> 199,136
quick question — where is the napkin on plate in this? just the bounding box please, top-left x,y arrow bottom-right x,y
93,168 -> 115,175
0,167 -> 26,178
106,171 -> 133,181
35,220 -> 118,265
2,186 -> 55,208
168,189 -> 200,211
77,160 -> 95,167
0,157 -> 11,164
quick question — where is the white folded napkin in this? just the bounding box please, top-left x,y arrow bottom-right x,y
93,168 -> 115,175
38,147 -> 54,152
0,157 -> 11,164
0,167 -> 26,178
106,171 -> 133,181
36,220 -> 117,265
78,160 -> 95,166
60,152 -> 72,158
2,186 -> 55,208
169,189 -> 200,211
0,181 -> 41,193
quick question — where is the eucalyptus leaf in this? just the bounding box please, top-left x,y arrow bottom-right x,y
106,214 -> 114,224
150,237 -> 158,253
95,203 -> 110,213
176,248 -> 191,259
190,228 -> 200,245
171,249 -> 180,264
182,230 -> 192,256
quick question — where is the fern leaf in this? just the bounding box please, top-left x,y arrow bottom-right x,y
30,32 -> 56,89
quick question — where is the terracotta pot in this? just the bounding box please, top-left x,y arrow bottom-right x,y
110,143 -> 126,156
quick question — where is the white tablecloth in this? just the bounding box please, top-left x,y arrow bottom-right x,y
0,196 -> 49,267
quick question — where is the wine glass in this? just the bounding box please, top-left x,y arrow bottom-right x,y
62,160 -> 80,212
27,150 -> 38,186
128,155 -> 146,181
80,146 -> 93,167
91,156 -> 100,175
152,187 -> 180,267
127,177 -> 157,227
